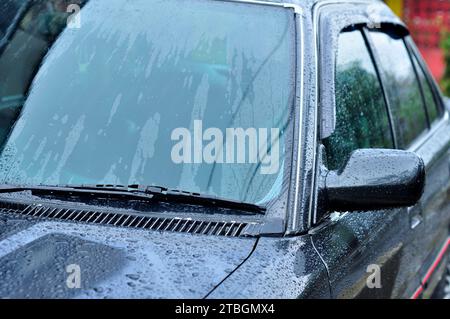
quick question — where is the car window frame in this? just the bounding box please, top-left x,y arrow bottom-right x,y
360,27 -> 398,147
407,41 -> 440,125
380,35 -> 449,154
404,37 -> 433,128
365,27 -> 431,149
405,37 -> 446,121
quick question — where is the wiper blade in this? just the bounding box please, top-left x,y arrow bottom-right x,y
73,184 -> 265,214
0,184 -> 155,203
0,184 -> 265,214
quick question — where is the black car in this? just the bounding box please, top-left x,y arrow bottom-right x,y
0,0 -> 448,299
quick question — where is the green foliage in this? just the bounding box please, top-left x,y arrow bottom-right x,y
441,33 -> 450,96
324,62 -> 392,170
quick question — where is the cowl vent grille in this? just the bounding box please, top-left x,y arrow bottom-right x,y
0,204 -> 251,237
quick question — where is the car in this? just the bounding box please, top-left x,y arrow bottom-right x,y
0,0 -> 448,299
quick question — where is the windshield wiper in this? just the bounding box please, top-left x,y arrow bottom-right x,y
0,184 -> 265,214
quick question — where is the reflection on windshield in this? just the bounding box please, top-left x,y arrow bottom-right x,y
0,0 -> 85,147
0,0 -> 295,205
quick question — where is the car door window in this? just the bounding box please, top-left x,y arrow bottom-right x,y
323,29 -> 393,170
410,51 -> 441,124
369,30 -> 428,149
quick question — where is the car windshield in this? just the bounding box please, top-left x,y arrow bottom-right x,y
0,0 -> 296,205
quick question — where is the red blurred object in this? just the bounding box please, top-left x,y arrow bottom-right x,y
403,0 -> 450,81
419,48 -> 445,81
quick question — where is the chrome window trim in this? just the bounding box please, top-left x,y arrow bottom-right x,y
409,112 -> 449,153
290,7 -> 305,231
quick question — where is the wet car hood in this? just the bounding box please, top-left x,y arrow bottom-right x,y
0,215 -> 257,298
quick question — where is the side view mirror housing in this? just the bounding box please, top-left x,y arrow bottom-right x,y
324,149 -> 425,212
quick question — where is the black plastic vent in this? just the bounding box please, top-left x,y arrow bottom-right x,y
0,205 -> 251,237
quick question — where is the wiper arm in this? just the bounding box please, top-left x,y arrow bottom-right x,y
0,184 -> 265,214
72,184 -> 265,214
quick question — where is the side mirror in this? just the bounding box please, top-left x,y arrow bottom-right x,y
325,149 -> 425,212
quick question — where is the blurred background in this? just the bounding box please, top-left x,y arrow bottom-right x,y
384,0 -> 450,96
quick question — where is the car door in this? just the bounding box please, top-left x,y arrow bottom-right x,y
311,23 -> 423,298
312,5 -> 448,298
403,38 -> 450,299
366,28 -> 450,298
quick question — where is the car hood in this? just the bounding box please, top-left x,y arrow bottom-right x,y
0,215 -> 257,298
